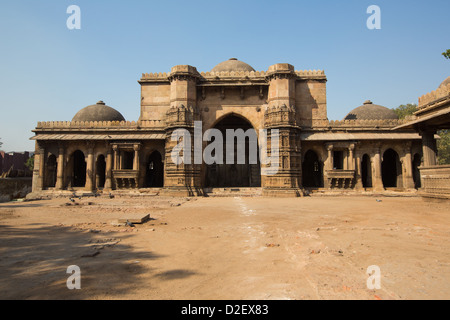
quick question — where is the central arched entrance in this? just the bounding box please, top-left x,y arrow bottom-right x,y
205,114 -> 261,188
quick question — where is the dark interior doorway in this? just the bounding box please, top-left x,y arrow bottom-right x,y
46,154 -> 57,188
96,155 -> 106,189
382,148 -> 402,188
302,150 -> 323,188
361,154 -> 372,188
145,151 -> 164,187
73,150 -> 86,187
413,153 -> 422,189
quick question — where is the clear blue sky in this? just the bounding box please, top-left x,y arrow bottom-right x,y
0,0 -> 449,152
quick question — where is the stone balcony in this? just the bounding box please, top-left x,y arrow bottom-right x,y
112,170 -> 139,189
326,169 -> 356,188
419,165 -> 450,199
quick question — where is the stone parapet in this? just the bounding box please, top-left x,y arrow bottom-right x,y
327,119 -> 407,129
418,165 -> 450,200
418,83 -> 450,111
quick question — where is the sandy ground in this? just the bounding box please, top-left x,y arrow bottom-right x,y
0,194 -> 449,300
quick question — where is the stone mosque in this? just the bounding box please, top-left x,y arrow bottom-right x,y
30,58 -> 431,197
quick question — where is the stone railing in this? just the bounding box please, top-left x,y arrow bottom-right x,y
419,165 -> 450,199
140,69 -> 326,81
36,121 -> 139,129
327,119 -> 407,128
418,83 -> 450,110
35,120 -> 169,129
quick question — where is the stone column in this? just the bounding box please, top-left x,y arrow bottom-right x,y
372,145 -> 383,191
85,144 -> 95,192
420,130 -> 437,166
113,145 -> 119,170
105,146 -> 113,190
55,145 -> 65,190
33,143 -> 45,192
402,143 -> 415,189
348,144 -> 355,171
325,144 -> 333,189
133,144 -> 140,171
355,152 -> 363,190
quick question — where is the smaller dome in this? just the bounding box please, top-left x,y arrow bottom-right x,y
72,101 -> 125,122
211,58 -> 255,73
439,76 -> 450,88
344,100 -> 398,120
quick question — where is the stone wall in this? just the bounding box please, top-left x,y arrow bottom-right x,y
0,178 -> 32,202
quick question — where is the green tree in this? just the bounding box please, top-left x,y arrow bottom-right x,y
442,49 -> 450,60
0,138 -> 3,149
437,130 -> 450,165
392,103 -> 417,119
25,156 -> 34,171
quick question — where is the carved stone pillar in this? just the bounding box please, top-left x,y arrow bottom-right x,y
355,152 -> 363,190
325,143 -> 334,189
85,143 -> 95,192
55,144 -> 65,190
113,145 -> 119,170
33,142 -> 45,192
372,145 -> 383,191
420,130 -> 437,166
402,143 -> 415,189
133,144 -> 140,171
348,144 -> 355,171
105,145 -> 113,190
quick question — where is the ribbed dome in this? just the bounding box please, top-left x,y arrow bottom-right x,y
439,76 -> 450,88
211,58 -> 255,73
344,100 -> 398,120
72,101 -> 125,122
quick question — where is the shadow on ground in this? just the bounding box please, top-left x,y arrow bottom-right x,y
0,223 -> 162,299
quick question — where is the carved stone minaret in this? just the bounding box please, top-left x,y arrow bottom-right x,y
263,64 -> 302,196
163,65 -> 202,196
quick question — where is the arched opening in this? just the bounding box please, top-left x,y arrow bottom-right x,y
205,114 -> 261,188
145,151 -> 164,188
46,154 -> 57,188
382,148 -> 402,188
361,154 -> 372,188
96,155 -> 106,189
302,150 -> 323,188
413,153 -> 422,189
72,150 -> 86,188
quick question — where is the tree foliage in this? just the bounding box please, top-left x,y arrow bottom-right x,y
25,156 -> 34,171
392,103 -> 417,119
437,130 -> 450,165
443,49 -> 450,60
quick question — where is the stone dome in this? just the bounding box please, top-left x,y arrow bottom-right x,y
211,58 -> 255,73
344,100 -> 398,120
72,101 -> 125,122
439,76 -> 450,88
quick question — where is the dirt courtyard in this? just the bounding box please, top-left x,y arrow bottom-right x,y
0,194 -> 449,300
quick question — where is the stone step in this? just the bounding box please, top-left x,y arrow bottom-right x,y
204,187 -> 262,197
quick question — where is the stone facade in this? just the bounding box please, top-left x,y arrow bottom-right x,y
30,59 -> 425,197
